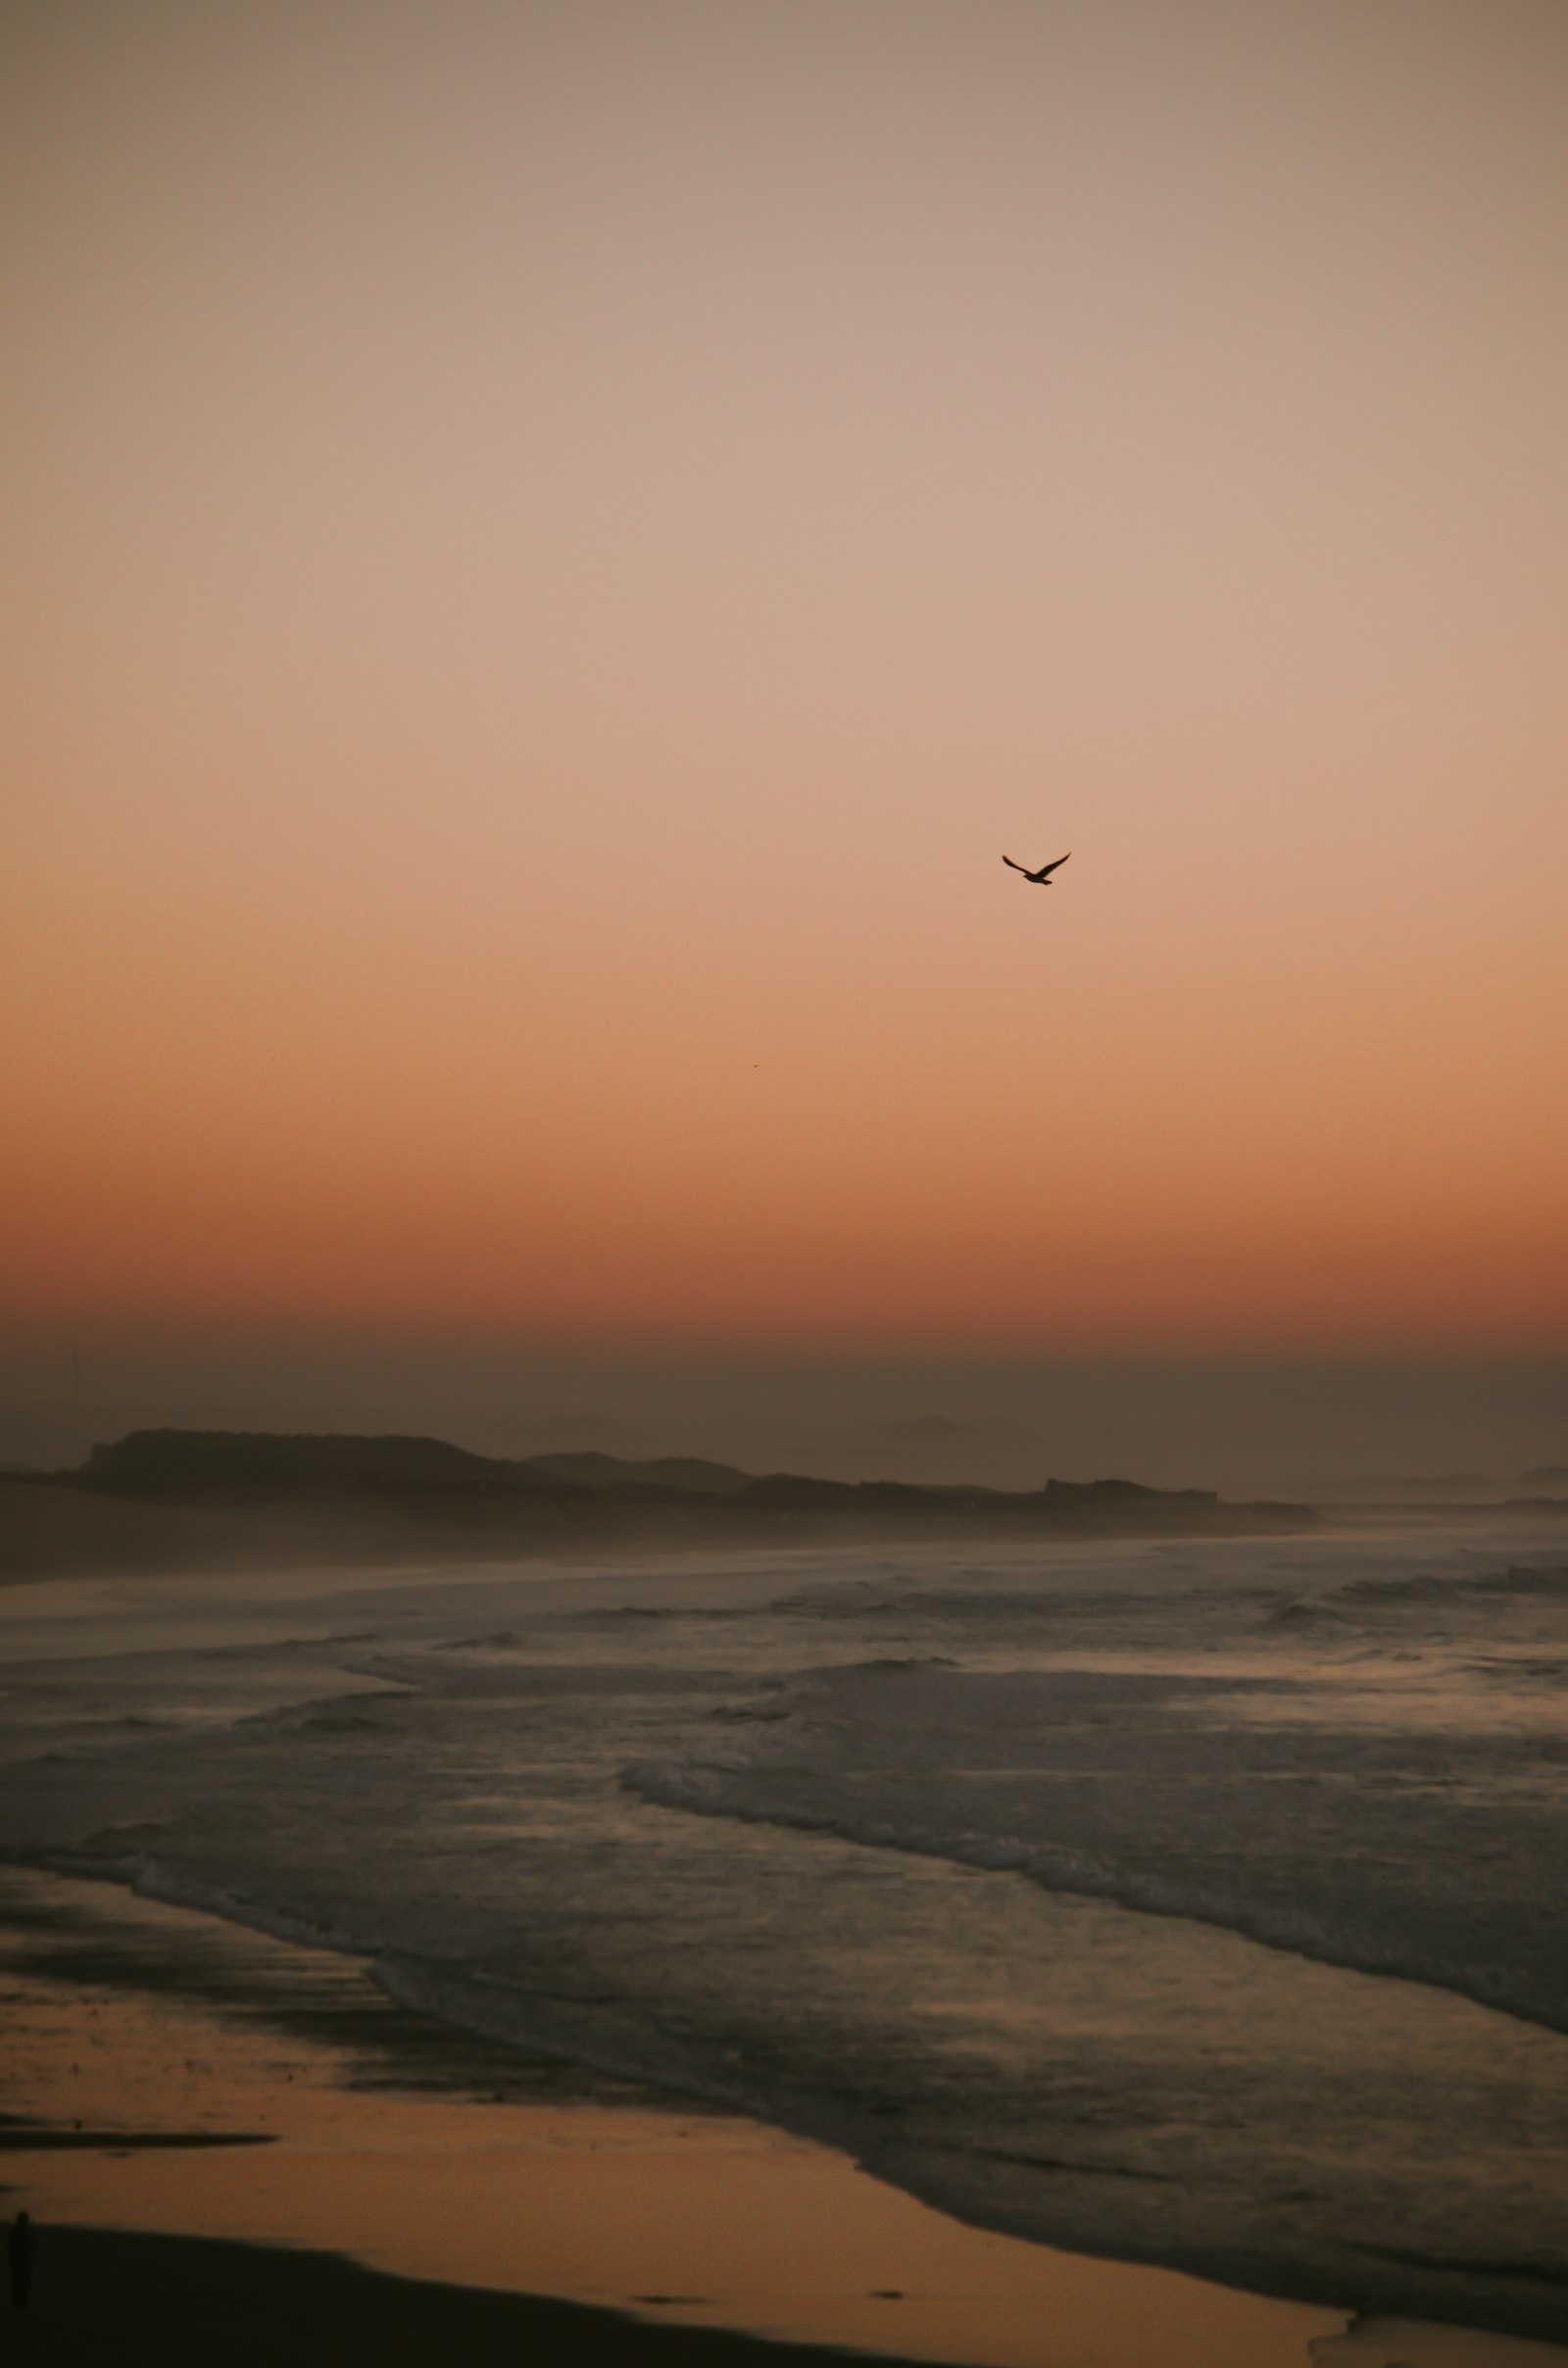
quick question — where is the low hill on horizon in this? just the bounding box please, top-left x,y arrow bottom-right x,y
0,1426 -> 1325,1584
67,1425 -> 1282,1515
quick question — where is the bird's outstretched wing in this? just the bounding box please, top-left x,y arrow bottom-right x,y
1037,852 -> 1071,878
1002,855 -> 1029,873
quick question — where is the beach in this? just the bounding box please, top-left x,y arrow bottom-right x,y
3,1527 -> 1568,2366
0,1866 -> 1351,2367
3,1870 -> 1564,2368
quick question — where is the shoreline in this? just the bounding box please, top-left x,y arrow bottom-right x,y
4,1868 -> 1567,2367
6,1518 -> 1568,2367
0,1864 -> 1358,2368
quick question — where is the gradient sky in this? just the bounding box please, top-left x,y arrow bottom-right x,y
5,0 -> 1566,1355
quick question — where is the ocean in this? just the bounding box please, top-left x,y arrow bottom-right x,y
2,1517 -> 1566,2344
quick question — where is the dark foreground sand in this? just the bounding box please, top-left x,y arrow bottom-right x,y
4,2224 -> 922,2368
10,2202 -> 1567,2368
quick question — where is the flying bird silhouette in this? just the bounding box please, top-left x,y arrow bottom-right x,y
1002,852 -> 1071,884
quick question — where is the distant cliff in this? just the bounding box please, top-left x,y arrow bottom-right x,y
0,1427 -> 1320,1582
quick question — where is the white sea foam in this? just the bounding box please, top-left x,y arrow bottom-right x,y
623,1643 -> 1568,2032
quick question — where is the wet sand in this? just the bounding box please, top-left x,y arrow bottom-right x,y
0,2224 -> 934,2368
1,1869 -> 1562,2368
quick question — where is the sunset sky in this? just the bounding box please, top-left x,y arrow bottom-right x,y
5,0 -> 1566,1359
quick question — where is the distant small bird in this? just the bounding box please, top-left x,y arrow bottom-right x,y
1002,852 -> 1071,884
